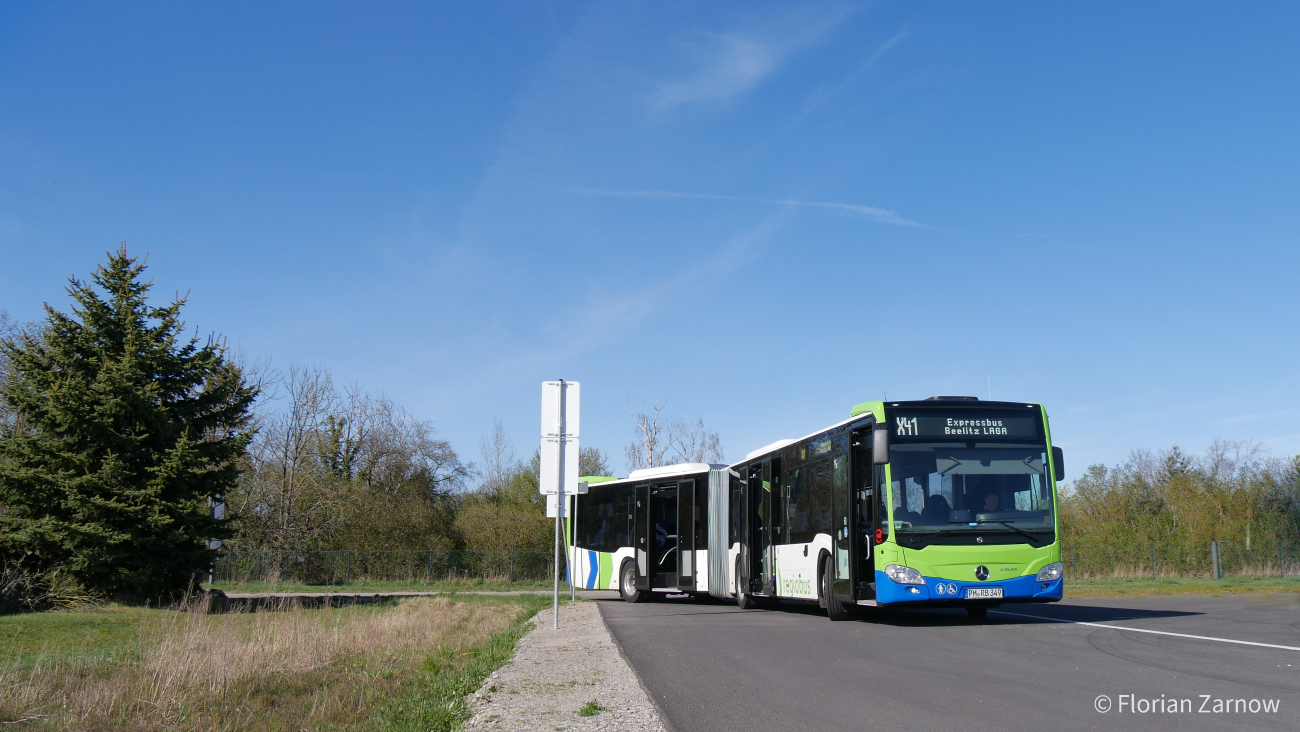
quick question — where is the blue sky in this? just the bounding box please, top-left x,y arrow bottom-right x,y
3,2 -> 1298,479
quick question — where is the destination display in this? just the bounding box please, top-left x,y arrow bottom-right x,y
890,410 -> 1039,440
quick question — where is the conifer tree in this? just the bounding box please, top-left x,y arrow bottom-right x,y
0,247 -> 257,598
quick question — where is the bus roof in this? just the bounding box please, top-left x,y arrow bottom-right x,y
737,411 -> 879,465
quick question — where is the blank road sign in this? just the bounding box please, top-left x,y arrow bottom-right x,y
541,381 -> 580,438
538,436 -> 579,495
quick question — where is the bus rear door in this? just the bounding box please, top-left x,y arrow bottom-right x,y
677,479 -> 695,591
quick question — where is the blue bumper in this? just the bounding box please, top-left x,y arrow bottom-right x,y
875,570 -> 1063,606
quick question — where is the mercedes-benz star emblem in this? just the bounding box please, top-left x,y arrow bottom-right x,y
974,565 -> 990,581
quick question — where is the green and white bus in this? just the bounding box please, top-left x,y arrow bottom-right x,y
729,396 -> 1064,619
572,396 -> 1064,619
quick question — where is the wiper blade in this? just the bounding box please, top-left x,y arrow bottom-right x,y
978,520 -> 1042,543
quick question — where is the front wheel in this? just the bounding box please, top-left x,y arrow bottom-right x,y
822,555 -> 850,621
619,560 -> 645,603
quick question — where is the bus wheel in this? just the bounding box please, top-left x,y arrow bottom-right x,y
966,606 -> 988,619
821,556 -> 850,621
735,558 -> 761,610
619,560 -> 644,604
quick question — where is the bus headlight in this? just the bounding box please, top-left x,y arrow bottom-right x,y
884,564 -> 925,585
1035,562 -> 1063,582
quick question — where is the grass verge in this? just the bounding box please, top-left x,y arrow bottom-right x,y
0,592 -> 553,731
1067,575 -> 1300,597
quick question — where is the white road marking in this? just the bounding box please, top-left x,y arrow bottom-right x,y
989,609 -> 1300,652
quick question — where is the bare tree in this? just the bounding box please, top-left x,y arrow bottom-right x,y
668,417 -> 724,464
625,401 -> 670,471
232,365 -> 347,549
478,418 -> 519,499
228,365 -> 468,550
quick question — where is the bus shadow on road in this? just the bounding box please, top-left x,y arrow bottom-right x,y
601,595 -> 1201,626
858,604 -> 1201,627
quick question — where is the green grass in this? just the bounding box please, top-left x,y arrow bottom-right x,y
381,593 -> 552,731
1067,575 -> 1300,597
2,592 -> 558,731
578,701 -> 609,717
207,578 -> 566,594
0,603 -> 155,669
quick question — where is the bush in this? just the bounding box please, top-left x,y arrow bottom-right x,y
454,501 -> 553,552
0,557 -> 97,613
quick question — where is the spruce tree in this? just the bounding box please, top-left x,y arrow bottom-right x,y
0,247 -> 257,598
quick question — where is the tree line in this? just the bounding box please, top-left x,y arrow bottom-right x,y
1059,442 -> 1300,558
6,249 -> 1296,605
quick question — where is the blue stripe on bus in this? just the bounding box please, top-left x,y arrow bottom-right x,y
587,550 -> 598,588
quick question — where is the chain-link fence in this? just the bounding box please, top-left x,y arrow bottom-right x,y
1062,540 -> 1300,579
212,549 -> 566,585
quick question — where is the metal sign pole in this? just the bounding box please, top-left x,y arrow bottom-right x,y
553,379 -> 565,629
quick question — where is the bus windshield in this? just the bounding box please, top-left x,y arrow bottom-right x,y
889,441 -> 1055,545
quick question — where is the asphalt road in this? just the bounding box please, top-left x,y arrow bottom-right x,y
598,593 -> 1300,732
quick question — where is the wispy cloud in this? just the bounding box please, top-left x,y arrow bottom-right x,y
565,187 -> 921,227
650,7 -> 855,111
789,31 -> 908,127
441,210 -> 796,399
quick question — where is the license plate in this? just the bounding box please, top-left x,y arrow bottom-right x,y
965,587 -> 1003,599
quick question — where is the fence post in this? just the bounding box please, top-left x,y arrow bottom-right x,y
346,549 -> 353,584
1210,541 -> 1222,580
1070,544 -> 1075,580
1281,539 -> 1285,578
509,549 -> 515,584
1151,542 -> 1156,580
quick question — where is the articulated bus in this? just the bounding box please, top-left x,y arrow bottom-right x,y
729,396 -> 1065,619
571,396 -> 1064,619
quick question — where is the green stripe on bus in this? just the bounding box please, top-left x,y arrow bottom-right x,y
598,552 -> 613,589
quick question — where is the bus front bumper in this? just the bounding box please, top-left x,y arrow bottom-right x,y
874,570 -> 1063,607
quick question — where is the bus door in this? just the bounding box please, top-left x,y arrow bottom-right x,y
759,462 -> 774,595
851,428 -> 877,601
649,484 -> 679,588
634,483 -> 651,590
768,457 -> 783,595
748,464 -> 768,594
677,479 -> 695,591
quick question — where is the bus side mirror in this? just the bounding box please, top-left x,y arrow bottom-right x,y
1051,446 -> 1064,482
872,425 -> 890,464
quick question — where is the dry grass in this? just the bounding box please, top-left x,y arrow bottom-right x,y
0,594 -> 535,731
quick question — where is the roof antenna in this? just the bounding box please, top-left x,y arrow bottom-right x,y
987,374 -> 991,401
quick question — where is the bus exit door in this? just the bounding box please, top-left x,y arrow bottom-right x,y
635,483 -> 680,590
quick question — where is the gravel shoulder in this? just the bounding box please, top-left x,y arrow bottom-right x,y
464,599 -> 667,732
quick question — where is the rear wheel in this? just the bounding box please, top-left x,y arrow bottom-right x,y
966,606 -> 988,619
735,557 -> 762,610
619,560 -> 645,603
821,555 -> 850,621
